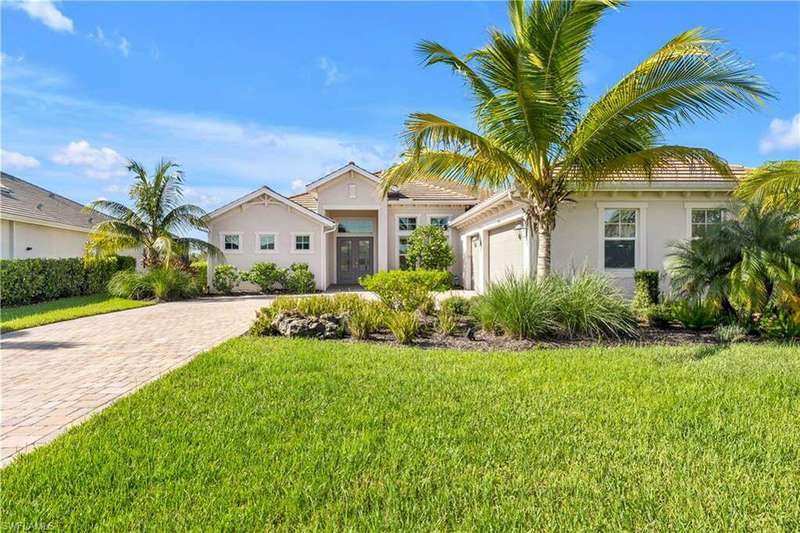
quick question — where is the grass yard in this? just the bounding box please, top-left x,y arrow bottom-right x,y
2,338 -> 798,530
0,294 -> 154,332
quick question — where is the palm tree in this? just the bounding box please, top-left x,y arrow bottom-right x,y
381,0 -> 771,279
735,160 -> 800,212
85,159 -> 220,268
667,205 -> 800,319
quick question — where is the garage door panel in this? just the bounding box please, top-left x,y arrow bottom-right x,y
488,223 -> 523,284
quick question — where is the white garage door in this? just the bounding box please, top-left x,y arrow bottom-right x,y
488,222 -> 523,284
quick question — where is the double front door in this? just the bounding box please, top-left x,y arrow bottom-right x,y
337,237 -> 373,285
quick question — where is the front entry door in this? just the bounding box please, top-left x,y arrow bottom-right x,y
337,237 -> 373,285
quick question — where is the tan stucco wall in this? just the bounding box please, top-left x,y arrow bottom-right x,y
387,205 -> 469,282
1,219 -> 89,260
456,190 -> 731,295
207,198 -> 327,291
315,170 -> 383,208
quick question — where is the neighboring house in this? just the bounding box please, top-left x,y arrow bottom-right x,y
0,172 -> 108,260
205,161 -> 747,294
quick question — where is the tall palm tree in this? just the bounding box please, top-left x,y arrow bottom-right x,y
735,160 -> 800,212
381,0 -> 771,279
85,159 -> 219,268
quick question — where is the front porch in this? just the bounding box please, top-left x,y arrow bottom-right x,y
323,209 -> 388,288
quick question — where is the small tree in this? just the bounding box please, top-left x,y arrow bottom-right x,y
405,225 -> 454,271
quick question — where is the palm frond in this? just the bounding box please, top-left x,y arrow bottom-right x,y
735,160 -> 800,211
162,204 -> 209,234
566,27 -> 771,177
381,150 -> 513,194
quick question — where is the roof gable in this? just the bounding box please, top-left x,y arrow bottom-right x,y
304,162 -> 380,191
206,185 -> 335,226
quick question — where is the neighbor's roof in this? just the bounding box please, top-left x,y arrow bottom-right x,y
0,172 -> 107,231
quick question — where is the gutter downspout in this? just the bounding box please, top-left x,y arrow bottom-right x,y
508,191 -> 536,278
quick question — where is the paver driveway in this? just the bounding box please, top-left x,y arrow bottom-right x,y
1,295 -> 272,466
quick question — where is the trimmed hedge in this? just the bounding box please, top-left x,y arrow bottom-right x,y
1,255 -> 136,307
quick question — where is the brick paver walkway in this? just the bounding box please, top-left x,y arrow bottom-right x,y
1,295 -> 272,466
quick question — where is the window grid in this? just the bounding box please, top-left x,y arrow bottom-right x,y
603,208 -> 637,269
258,234 -> 276,251
294,234 -> 311,251
398,217 -> 417,232
691,208 -> 723,238
430,216 -> 449,230
223,234 -> 240,251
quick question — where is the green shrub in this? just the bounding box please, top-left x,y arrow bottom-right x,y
249,307 -> 277,336
436,309 -> 458,336
0,256 -> 132,306
144,268 -> 197,300
386,310 -> 419,344
632,270 -> 660,312
285,263 -> 315,294
296,295 -> 338,316
330,293 -> 365,315
347,301 -> 386,340
107,268 -> 197,301
552,274 -> 638,339
116,255 -> 137,271
359,270 -> 452,311
471,275 -> 559,339
405,225 -> 455,271
641,302 -> 675,328
759,312 -> 800,340
714,324 -> 748,344
213,264 -> 240,294
246,262 -> 287,293
439,295 -> 472,316
672,299 -> 720,330
107,271 -> 154,300
270,297 -> 301,314
472,273 -> 637,340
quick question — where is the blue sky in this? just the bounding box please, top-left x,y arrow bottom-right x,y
2,1 -> 799,210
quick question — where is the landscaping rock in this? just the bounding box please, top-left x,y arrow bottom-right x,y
271,311 -> 344,339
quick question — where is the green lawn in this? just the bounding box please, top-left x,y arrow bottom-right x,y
2,338 -> 798,530
0,294 -> 154,332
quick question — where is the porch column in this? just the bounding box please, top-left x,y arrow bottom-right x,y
378,203 -> 388,271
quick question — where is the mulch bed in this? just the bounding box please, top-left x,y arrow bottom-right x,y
335,317 -> 771,351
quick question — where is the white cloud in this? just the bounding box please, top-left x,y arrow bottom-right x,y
1,148 -> 41,170
771,51 -> 798,64
318,57 -> 344,87
10,1 -> 73,33
51,140 -> 127,179
119,37 -> 130,57
150,43 -> 160,62
291,179 -> 305,193
759,113 -> 800,154
89,26 -> 131,57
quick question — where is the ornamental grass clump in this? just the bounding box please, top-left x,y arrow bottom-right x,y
386,310 -> 419,344
347,301 -> 386,340
436,309 -> 458,336
471,275 -> 560,339
552,274 -> 638,340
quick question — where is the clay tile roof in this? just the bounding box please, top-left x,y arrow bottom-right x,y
604,161 -> 750,182
0,172 -> 108,229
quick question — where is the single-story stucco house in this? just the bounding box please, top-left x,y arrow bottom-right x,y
206,161 -> 748,295
0,172 -> 108,260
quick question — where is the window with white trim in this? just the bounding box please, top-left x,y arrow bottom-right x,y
398,236 -> 410,270
603,208 -> 637,269
348,183 -> 357,199
222,233 -> 241,252
430,216 -> 449,230
258,233 -> 276,251
294,234 -> 311,251
690,208 -> 723,238
398,217 -> 417,232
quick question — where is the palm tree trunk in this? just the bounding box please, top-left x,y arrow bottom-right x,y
536,226 -> 552,280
